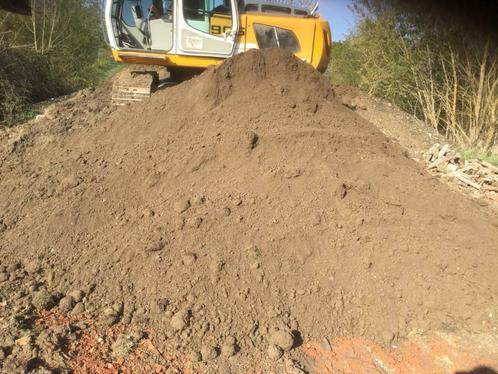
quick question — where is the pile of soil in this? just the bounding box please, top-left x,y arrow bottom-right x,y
1,49 -> 497,372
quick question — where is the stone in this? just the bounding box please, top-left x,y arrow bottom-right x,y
100,314 -> 119,328
209,259 -> 224,273
6,262 -> 19,272
246,131 -> 259,150
111,335 -> 136,358
270,329 -> 295,351
59,296 -> 76,313
339,183 -> 348,199
71,303 -> 85,315
68,289 -> 85,303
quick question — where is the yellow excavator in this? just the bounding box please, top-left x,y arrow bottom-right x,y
101,0 -> 332,103
0,1 -> 332,103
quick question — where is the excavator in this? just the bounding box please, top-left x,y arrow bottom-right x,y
102,0 -> 332,103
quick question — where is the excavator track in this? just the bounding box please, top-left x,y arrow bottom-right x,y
111,67 -> 160,105
111,66 -> 202,105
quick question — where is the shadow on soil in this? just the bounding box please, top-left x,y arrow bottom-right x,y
456,367 -> 498,374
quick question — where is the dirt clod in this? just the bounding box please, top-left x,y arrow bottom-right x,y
174,199 -> 191,214
23,260 -> 41,274
182,253 -> 197,266
58,296 -> 76,313
145,239 -> 165,252
221,337 -> 237,357
61,174 -> 82,191
32,291 -> 55,310
268,344 -> 284,361
201,344 -> 219,361
190,351 -> 202,363
170,310 -> 190,331
0,272 -> 8,282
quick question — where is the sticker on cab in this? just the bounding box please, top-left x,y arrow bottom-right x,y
186,36 -> 204,50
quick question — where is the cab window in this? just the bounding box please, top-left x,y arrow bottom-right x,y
183,0 -> 233,36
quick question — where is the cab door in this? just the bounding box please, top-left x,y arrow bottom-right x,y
177,0 -> 239,57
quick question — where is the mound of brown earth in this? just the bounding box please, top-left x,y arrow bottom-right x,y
1,49 -> 497,372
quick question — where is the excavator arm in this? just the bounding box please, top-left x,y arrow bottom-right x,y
0,0 -> 31,16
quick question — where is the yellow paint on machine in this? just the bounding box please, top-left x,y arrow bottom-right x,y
112,13 -> 331,72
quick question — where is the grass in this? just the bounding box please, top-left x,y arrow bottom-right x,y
93,52 -> 124,82
23,107 -> 39,121
460,149 -> 498,166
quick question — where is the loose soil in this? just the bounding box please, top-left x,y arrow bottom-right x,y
0,49 -> 497,373
337,86 -> 498,208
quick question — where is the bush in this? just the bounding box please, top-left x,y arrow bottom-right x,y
336,0 -> 498,152
327,42 -> 361,86
0,1 -> 112,127
0,48 -> 67,125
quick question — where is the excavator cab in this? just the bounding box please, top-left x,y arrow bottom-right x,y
104,0 -> 239,57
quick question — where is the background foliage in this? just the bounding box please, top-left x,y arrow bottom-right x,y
0,0 -> 114,127
329,0 -> 498,153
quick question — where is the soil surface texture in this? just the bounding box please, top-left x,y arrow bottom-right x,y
0,49 -> 497,373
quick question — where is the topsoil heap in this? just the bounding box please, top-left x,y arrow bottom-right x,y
0,49 -> 497,371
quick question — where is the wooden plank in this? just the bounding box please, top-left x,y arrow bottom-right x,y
454,172 -> 481,190
481,160 -> 498,174
482,184 -> 498,192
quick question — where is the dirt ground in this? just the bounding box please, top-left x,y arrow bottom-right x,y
335,86 -> 498,209
0,49 -> 497,373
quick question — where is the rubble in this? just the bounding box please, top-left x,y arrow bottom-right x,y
424,143 -> 498,194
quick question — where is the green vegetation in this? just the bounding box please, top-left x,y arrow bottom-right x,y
327,42 -> 360,86
459,149 -> 498,167
329,0 -> 498,155
0,0 -> 119,127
